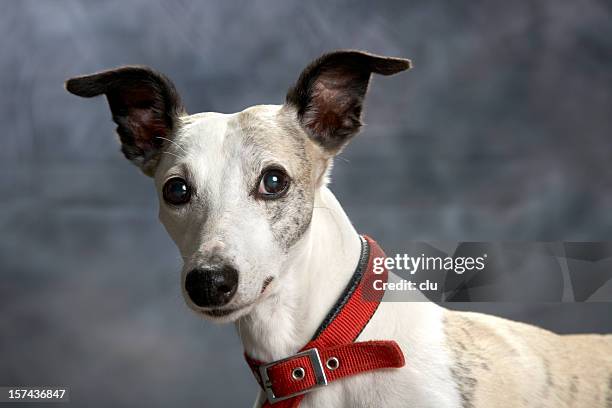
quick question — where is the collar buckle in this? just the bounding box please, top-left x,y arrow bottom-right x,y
259,348 -> 328,404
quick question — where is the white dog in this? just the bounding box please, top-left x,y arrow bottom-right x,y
67,50 -> 612,407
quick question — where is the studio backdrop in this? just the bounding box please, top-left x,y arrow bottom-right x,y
1,1 -> 611,406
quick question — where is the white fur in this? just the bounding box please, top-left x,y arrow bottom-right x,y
155,108 -> 462,407
156,111 -> 286,320
246,187 -> 462,407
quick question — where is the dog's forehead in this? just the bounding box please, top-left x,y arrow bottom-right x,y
171,105 -> 309,172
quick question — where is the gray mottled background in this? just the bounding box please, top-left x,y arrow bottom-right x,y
1,0 -> 611,407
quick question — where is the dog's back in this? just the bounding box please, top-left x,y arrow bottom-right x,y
444,310 -> 612,407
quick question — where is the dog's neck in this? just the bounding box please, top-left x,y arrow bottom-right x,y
237,186 -> 362,361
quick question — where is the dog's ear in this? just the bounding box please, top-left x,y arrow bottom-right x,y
65,66 -> 185,176
285,50 -> 411,155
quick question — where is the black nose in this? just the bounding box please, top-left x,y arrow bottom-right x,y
184,265 -> 238,307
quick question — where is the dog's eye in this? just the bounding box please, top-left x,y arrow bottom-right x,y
257,168 -> 290,199
163,177 -> 191,206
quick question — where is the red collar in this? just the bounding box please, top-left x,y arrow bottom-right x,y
244,235 -> 405,407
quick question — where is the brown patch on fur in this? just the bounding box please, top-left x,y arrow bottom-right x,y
450,362 -> 478,408
235,106 -> 321,250
568,375 -> 579,405
444,310 -> 612,407
444,315 -> 489,408
606,373 -> 612,408
541,357 -> 554,399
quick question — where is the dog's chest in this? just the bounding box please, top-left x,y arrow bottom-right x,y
298,301 -> 462,408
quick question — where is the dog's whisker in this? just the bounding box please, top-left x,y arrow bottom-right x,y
236,318 -> 243,341
156,136 -> 188,155
336,156 -> 350,163
162,151 -> 183,160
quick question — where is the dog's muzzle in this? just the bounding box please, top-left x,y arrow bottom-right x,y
184,265 -> 238,307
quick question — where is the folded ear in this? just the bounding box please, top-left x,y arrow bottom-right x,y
285,50 -> 411,155
66,66 -> 185,176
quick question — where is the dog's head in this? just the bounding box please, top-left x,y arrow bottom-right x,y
66,51 -> 410,322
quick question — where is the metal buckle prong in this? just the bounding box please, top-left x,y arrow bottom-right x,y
259,348 -> 328,404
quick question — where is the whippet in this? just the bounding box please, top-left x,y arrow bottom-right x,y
66,50 -> 612,407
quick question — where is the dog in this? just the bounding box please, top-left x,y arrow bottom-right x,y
66,50 -> 612,407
